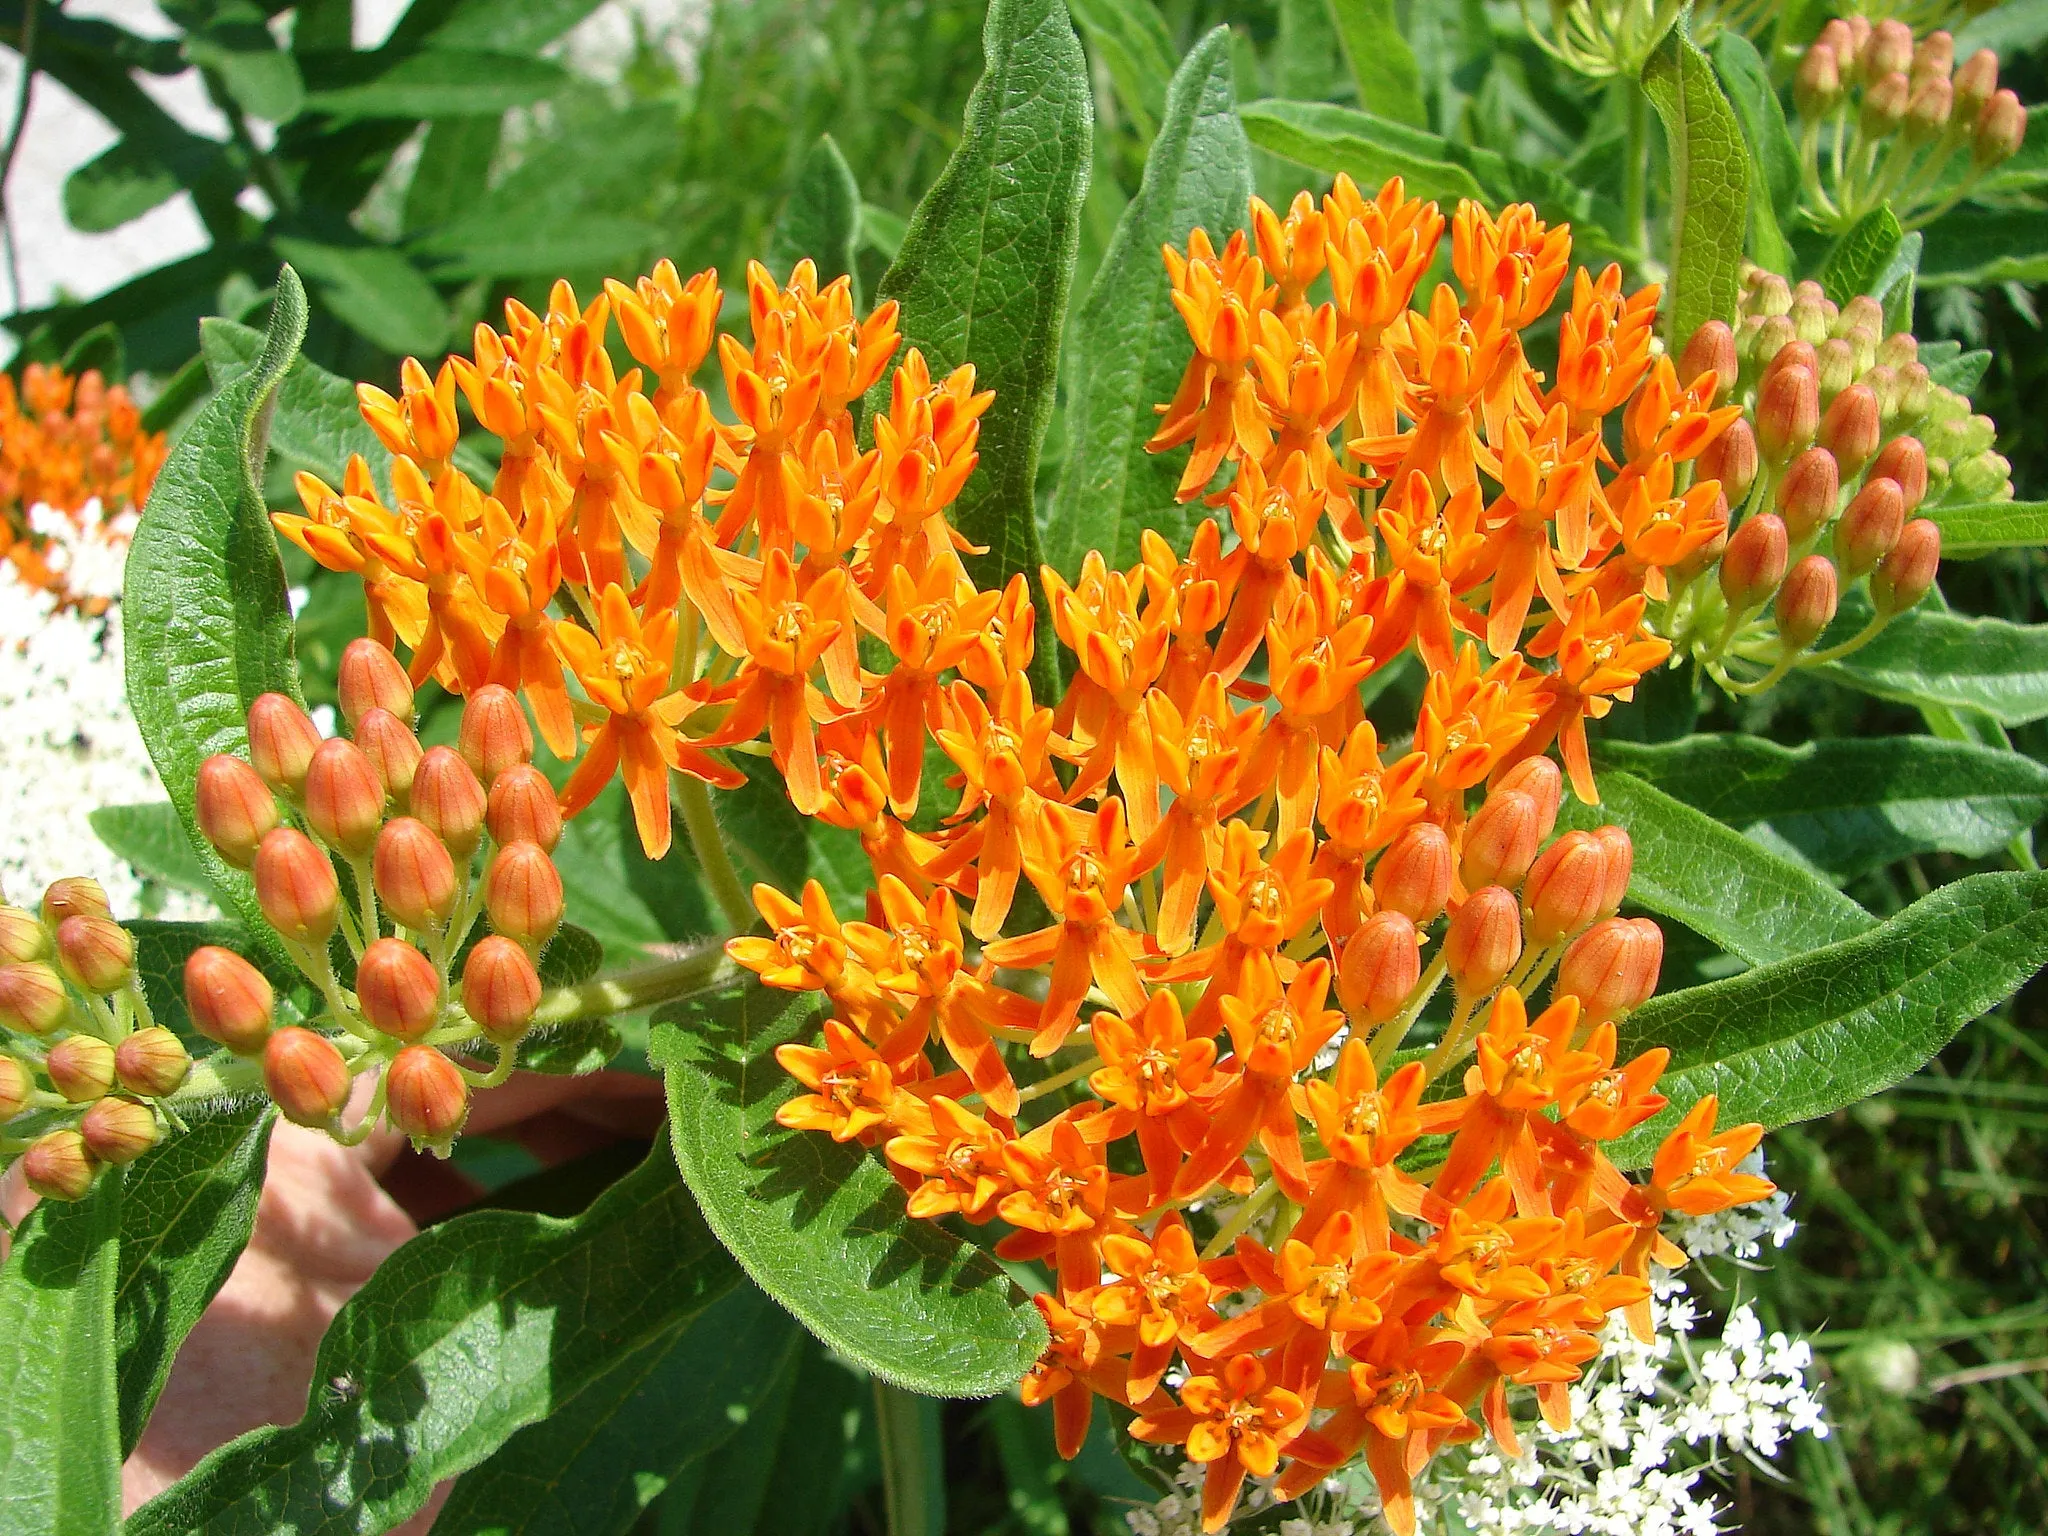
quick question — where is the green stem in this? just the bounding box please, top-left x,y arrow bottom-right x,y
872,1378 -> 942,1536
528,945 -> 733,1029
1623,77 -> 1650,265
674,772 -> 755,933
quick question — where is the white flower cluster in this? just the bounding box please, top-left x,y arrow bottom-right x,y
0,501 -> 211,919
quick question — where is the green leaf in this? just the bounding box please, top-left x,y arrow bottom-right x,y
402,115 -> 501,235
869,0 -> 1093,705
63,137 -> 182,232
270,237 -> 449,357
1239,97 -> 1484,203
1820,203 -> 1906,305
89,801 -> 217,898
1065,0 -> 1176,139
128,919 -> 298,1052
537,923 -> 606,989
185,1 -> 305,124
1956,1 -> 2048,59
433,1281 -> 802,1536
649,977 -> 1046,1397
1046,28 -> 1250,579
767,135 -> 863,307
516,1018 -> 625,1075
127,1140 -> 737,1536
861,204 -> 908,262
1326,0 -> 1426,127
116,1100 -> 275,1456
1920,339 -> 1992,394
1641,20 -> 1750,346
1597,734 -> 2048,885
1558,771 -> 1875,967
1814,597 -> 2048,728
59,321 -> 124,382
428,0 -> 611,53
0,1173 -> 124,1536
414,216 -> 668,281
199,315 -> 390,493
1611,870 -> 2048,1167
302,50 -> 572,119
125,267 -> 309,970
1708,32 -> 1794,271
1923,499 -> 2048,558
1918,205 -> 2048,288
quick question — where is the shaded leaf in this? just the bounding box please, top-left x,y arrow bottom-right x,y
90,801 -> 216,898
1326,0 -> 1425,127
1814,595 -> 2048,728
1239,96 -> 1483,202
428,0 -> 611,53
271,238 -> 450,357
1710,32 -> 1797,270
302,50 -> 571,120
1642,21 -> 1750,345
1917,205 -> 2048,288
1066,0 -> 1176,139
767,134 -> 863,306
63,138 -> 181,233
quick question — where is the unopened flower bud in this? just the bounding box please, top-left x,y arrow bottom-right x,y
1591,826 -> 1634,917
254,827 -> 340,946
1906,73 -> 1953,141
195,754 -> 281,868
1869,435 -> 1928,512
1671,523 -> 1728,590
1757,366 -> 1819,464
1557,916 -> 1664,1025
54,914 -> 133,995
1461,790 -> 1542,890
247,693 -> 322,796
1720,514 -> 1789,611
81,1096 -> 160,1165
264,1027 -> 352,1127
1788,293 -> 1835,347
486,764 -> 563,852
1495,756 -> 1563,839
1878,332 -> 1919,371
386,1044 -> 470,1150
1862,71 -> 1911,135
357,937 -> 443,1041
1795,42 -> 1843,117
46,1033 -> 116,1102
1895,362 -> 1934,428
1975,89 -> 2027,163
183,945 -> 275,1054
1835,477 -> 1907,577
1914,31 -> 1954,85
485,841 -> 564,948
1956,448 -> 2014,501
1679,320 -> 1737,401
338,638 -> 415,728
1872,519 -> 1941,616
411,747 -> 488,860
1746,314 -> 1797,373
0,961 -> 69,1036
1523,831 -> 1608,947
459,686 -> 534,785
1820,385 -> 1882,479
1840,17 -> 1872,60
1863,19 -> 1914,84
40,876 -> 109,925
1444,886 -> 1523,998
462,935 -> 543,1044
1837,296 -> 1884,339
0,906 -> 46,964
1775,555 -> 1840,652
1775,448 -> 1841,542
115,1027 -> 191,1098
1696,419 -> 1759,507
1815,337 -> 1858,404
1954,48 -> 1999,120
374,818 -> 459,932
355,708 -> 424,809
303,738 -> 386,858
0,1054 -> 29,1121
1372,823 -> 1453,925
1743,269 -> 1793,318
22,1129 -> 96,1201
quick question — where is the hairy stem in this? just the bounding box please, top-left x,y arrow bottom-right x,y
873,1379 -> 943,1536
528,944 -> 734,1029
674,772 -> 755,933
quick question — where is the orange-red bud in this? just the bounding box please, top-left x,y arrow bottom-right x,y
1720,513 -> 1789,610
1835,477 -> 1907,577
1870,435 -> 1928,512
1862,19 -> 1913,82
0,1054 -> 29,1120
303,737 -> 386,858
0,906 -> 45,964
253,827 -> 341,946
1335,911 -> 1419,1026
264,1027 -> 352,1127
484,841 -> 564,949
355,708 -> 424,808
1756,365 -> 1819,464
459,685 -> 534,785
1975,89 -> 2027,164
411,747 -> 488,860
373,818 -> 460,931
1775,555 -> 1840,652
486,764 -> 563,852
115,1027 -> 191,1098
183,945 -> 276,1054
1695,418 -> 1758,507
1591,825 -> 1633,917
195,754 -> 281,868
357,937 -> 443,1041
386,1044 -> 470,1150
46,1033 -> 116,1102
1679,320 -> 1737,401
1819,384 -> 1882,479
1862,70 -> 1910,134
1795,42 -> 1842,116
22,1129 -> 97,1201
462,935 -> 543,1044
0,961 -> 69,1036
1461,789 -> 1542,891
1444,886 -> 1523,998
1954,48 -> 1999,119
1557,916 -> 1664,1025
1872,518 -> 1941,616
338,637 -> 416,728
1494,757 -> 1563,839
54,914 -> 134,994
1371,822 -> 1452,925
248,693 -> 323,796
81,1097 -> 161,1165
1774,446 -> 1840,542
1522,831 -> 1608,947
40,876 -> 109,925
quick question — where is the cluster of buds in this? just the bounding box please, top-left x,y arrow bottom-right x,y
0,363 -> 167,609
0,877 -> 194,1201
1661,270 -> 1981,696
187,642 -> 568,1154
1793,20 -> 2026,233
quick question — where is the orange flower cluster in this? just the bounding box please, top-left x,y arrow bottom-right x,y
0,363 -> 166,605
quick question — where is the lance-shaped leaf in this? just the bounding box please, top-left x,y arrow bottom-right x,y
1814,597 -> 2048,728
1611,870 -> 2048,1167
125,267 -> 309,971
117,1101 -> 275,1455
1326,0 -> 1426,127
1598,734 -> 2048,884
868,0 -> 1092,701
89,801 -> 216,898
199,315 -> 392,494
126,1141 -> 737,1536
650,977 -> 1046,1397
1559,771 -> 1875,966
1045,27 -> 1251,579
1925,499 -> 2048,558
0,1171 -> 125,1536
1820,203 -> 1907,305
1642,21 -> 1749,345
1066,0 -> 1175,140
1709,32 -> 1796,271
768,134 -> 864,306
